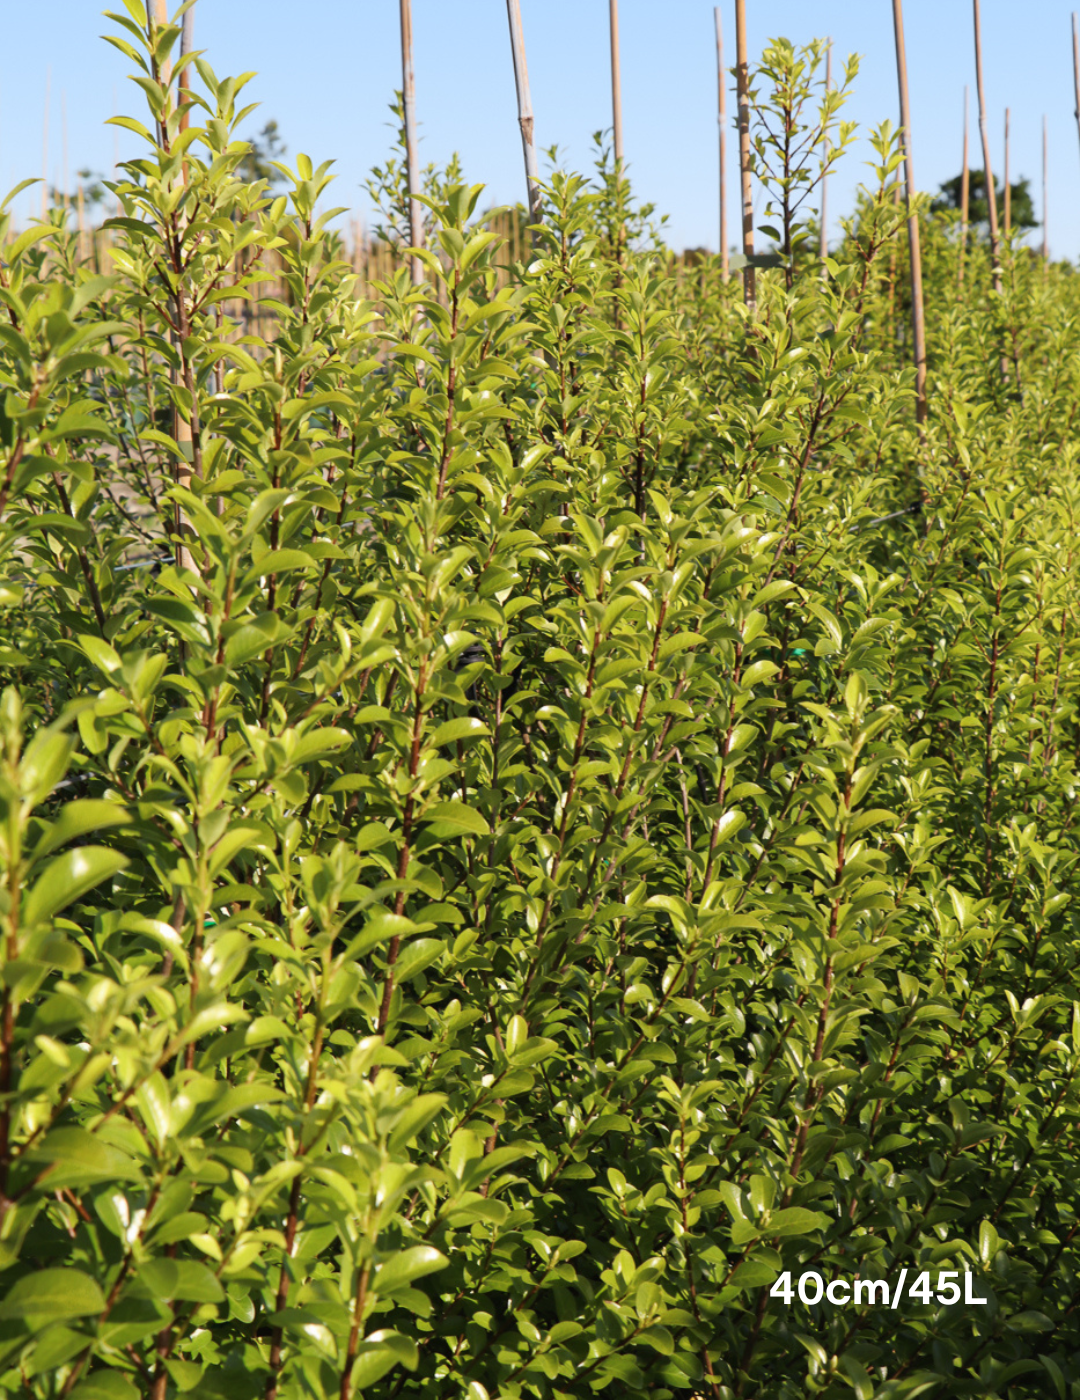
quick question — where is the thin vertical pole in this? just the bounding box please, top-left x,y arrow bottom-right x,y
959,85 -> 970,290
61,90 -> 68,217
891,0 -> 927,428
506,0 -> 542,232
888,174 -> 901,351
179,0 -> 195,182
820,39 -> 831,263
399,0 -> 424,285
609,0 -> 624,172
715,7 -> 728,281
151,0 -> 194,574
1003,107 -> 1011,236
152,0 -> 170,102
1072,15 -> 1080,174
973,0 -> 1002,292
1043,114 -> 1049,267
41,68 -> 50,220
735,0 -> 755,309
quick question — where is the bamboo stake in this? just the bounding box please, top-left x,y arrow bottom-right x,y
891,0 -> 927,428
61,90 -> 68,218
1043,114 -> 1049,267
714,7 -> 728,281
609,0 -> 624,172
1003,107 -> 1011,236
888,174 -> 901,351
959,85 -> 970,291
735,0 -> 755,309
1072,15 -> 1080,174
399,0 -> 424,285
41,67 -> 50,220
151,0 -> 196,574
152,0 -> 171,100
820,39 -> 831,263
506,0 -> 542,234
973,0 -> 1002,293
179,1 -> 195,182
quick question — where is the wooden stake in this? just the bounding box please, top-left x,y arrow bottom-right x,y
399,0 -> 424,285
714,7 -> 728,281
888,174 -> 901,350
735,0 -> 755,309
1003,107 -> 1011,236
506,0 -> 542,232
973,0 -> 1002,292
820,39 -> 831,263
152,0 -> 170,102
891,0 -> 927,428
609,0 -> 624,172
61,90 -> 68,217
1072,15 -> 1080,176
959,85 -> 970,291
1043,113 -> 1049,266
179,0 -> 195,182
41,67 -> 50,220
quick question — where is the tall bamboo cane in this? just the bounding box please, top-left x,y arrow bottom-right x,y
399,0 -> 424,286
150,0 -> 196,572
179,0 -> 195,181
1043,114 -> 1049,267
609,0 -> 624,172
891,0 -> 927,429
959,85 -> 970,291
735,0 -> 755,309
1072,16 -> 1080,174
41,68 -> 50,221
1003,107 -> 1011,236
820,39 -> 831,264
714,7 -> 728,281
973,0 -> 1002,293
506,0 -> 542,235
61,90 -> 68,217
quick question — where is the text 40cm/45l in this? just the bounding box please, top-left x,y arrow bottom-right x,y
769,1270 -> 989,1308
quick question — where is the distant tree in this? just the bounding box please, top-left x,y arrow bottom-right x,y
237,120 -> 287,185
48,169 -> 109,213
931,168 -> 1038,232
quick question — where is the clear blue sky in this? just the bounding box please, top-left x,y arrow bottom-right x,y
2,2 -> 1078,258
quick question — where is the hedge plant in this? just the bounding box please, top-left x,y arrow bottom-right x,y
2,6 -> 1080,1398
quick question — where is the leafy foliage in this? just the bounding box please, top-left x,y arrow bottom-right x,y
1,8 -> 1080,1399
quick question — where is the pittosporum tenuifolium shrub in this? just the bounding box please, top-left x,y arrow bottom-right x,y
1,6 -> 1080,1397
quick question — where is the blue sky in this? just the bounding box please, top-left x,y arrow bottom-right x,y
2,2 -> 1078,258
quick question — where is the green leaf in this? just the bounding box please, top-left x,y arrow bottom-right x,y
420,802 -> 490,838
34,800 -> 130,858
0,1269 -> 105,1325
68,1375 -> 140,1400
373,1247 -> 447,1295
78,634 -> 122,675
394,937 -> 444,983
23,1128 -> 141,1191
430,717 -> 490,747
23,847 -> 128,925
137,1259 -> 225,1304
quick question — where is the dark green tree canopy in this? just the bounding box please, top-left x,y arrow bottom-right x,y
932,167 -> 1038,231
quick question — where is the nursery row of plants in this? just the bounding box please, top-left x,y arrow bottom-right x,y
1,5 -> 1079,1397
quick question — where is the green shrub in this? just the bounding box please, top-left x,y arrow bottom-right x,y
2,6 -> 1080,1397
